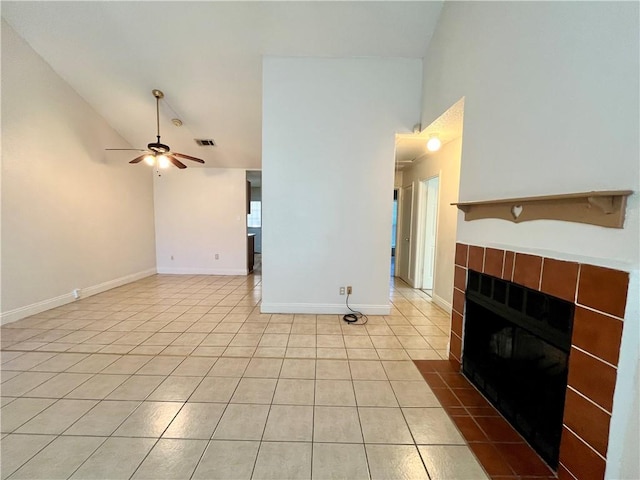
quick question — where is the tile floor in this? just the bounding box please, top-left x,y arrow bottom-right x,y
1,274 -> 489,479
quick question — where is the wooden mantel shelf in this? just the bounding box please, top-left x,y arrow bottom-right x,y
452,190 -> 633,228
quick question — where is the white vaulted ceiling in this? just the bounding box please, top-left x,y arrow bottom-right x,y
2,1 -> 443,169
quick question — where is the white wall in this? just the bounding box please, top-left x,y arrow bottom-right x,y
401,137 -> 462,312
262,57 -> 422,314
1,22 -> 157,323
154,167 -> 248,275
420,3 -> 639,478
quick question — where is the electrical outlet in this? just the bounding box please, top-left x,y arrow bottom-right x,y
215,254 -> 219,260
339,287 -> 345,295
347,286 -> 353,295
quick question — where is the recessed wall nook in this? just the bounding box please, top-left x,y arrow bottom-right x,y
450,243 -> 630,480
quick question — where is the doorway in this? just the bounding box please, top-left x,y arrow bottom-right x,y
246,170 -> 262,274
390,189 -> 399,276
397,184 -> 413,284
419,176 -> 439,295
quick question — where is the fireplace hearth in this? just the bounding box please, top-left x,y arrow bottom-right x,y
462,270 -> 574,468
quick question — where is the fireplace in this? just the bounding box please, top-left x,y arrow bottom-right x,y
450,243 -> 629,480
463,270 -> 574,468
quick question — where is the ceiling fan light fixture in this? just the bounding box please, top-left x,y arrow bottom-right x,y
426,135 -> 442,152
144,154 -> 155,166
157,155 -> 170,169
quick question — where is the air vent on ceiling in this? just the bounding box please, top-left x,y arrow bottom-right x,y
194,138 -> 216,146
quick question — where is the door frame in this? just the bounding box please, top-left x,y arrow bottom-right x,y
416,174 -> 440,291
396,184 -> 414,283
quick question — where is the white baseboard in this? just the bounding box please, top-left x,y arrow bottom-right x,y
1,268 -> 157,325
431,293 -> 452,315
261,303 -> 391,315
156,267 -> 248,275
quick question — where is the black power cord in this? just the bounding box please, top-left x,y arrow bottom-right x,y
342,293 -> 368,325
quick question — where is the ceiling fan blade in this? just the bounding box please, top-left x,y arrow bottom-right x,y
106,148 -> 147,152
167,155 -> 187,169
173,152 -> 205,164
129,154 -> 148,164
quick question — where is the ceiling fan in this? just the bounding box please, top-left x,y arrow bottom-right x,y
106,89 -> 205,169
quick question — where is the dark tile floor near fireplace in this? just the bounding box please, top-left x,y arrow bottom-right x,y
414,359 -> 557,480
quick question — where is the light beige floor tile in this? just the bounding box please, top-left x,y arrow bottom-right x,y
280,359 -> 315,379
358,407 -> 413,444
65,373 -> 129,399
316,335 -> 344,348
418,445 -> 489,479
402,407 -> 466,444
347,348 -> 380,359
213,323 -> 242,334
23,372 -> 92,398
258,334 -> 289,347
192,440 -> 259,480
192,346 -> 226,356
397,336 -> 431,349
130,345 -> 165,355
230,378 -> 277,404
106,375 -> 165,400
0,433 -> 56,479
223,346 -> 257,357
290,324 -> 316,335
201,333 -> 235,346
316,360 -> 351,379
15,399 -> 98,434
136,356 -> 184,375
163,402 -> 225,439
370,336 -> 403,349
101,355 -> 152,374
316,347 -> 348,359
285,347 -> 316,358
366,444 -> 430,480
1,372 -> 56,396
315,379 -> 356,406
382,361 -> 424,380
272,378 -> 315,405
312,443 -> 369,480
390,380 -> 439,407
142,332 -> 181,345
70,437 -> 155,480
244,358 -> 283,378
229,334 -> 262,347
66,354 -> 121,373
113,401 -> 182,437
171,332 -> 207,346
264,324 -> 291,334
365,325 -> 394,336
0,370 -> 22,383
288,334 -> 316,348
147,376 -> 201,401
353,380 -> 398,407
99,344 -> 136,354
189,376 -> 241,403
263,405 -> 313,441
9,435 -> 105,480
349,360 -> 388,380
254,347 -> 287,357
406,349 -> 441,360
313,406 -> 362,443
29,353 -> 88,372
343,336 -> 375,349
132,438 -> 207,479
208,357 -> 250,376
171,356 -> 217,376
0,398 -> 56,433
238,323 -> 267,334
64,400 -> 139,436
252,441 -> 312,480
376,349 -> 410,360
212,403 -> 270,440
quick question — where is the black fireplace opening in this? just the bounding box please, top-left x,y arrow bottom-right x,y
462,270 -> 574,469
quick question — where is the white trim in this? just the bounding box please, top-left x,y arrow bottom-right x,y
431,293 -> 452,314
1,268 -> 157,325
261,303 -> 391,315
156,267 -> 248,275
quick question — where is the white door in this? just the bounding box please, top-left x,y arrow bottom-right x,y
397,185 -> 413,283
421,177 -> 439,291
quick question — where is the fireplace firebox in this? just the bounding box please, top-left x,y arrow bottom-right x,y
462,269 -> 574,469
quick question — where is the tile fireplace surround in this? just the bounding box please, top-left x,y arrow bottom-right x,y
450,243 -> 630,480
